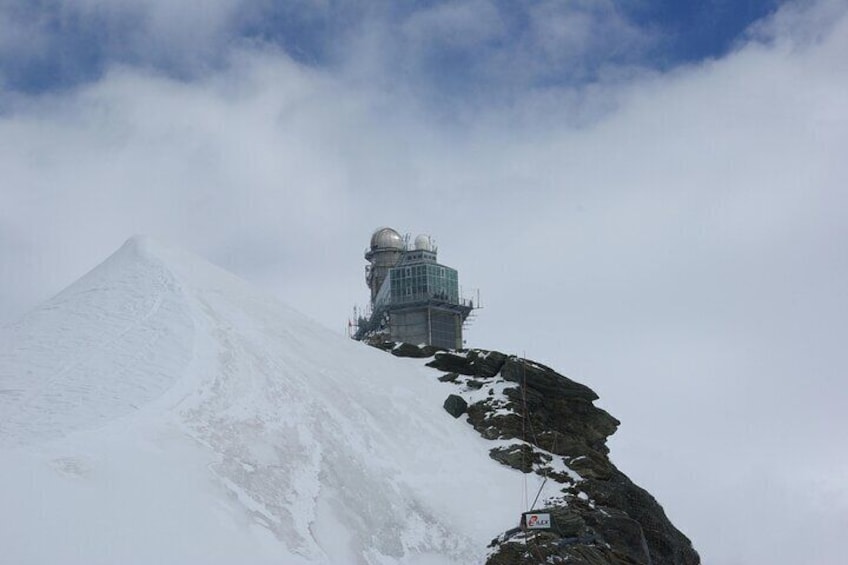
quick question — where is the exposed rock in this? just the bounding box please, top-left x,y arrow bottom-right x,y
437,372 -> 460,383
565,452 -> 615,481
465,379 -> 485,390
390,342 -> 443,358
366,337 -> 397,352
489,443 -> 550,473
500,357 -> 598,402
384,343 -> 700,564
426,349 -> 507,378
487,531 -> 628,565
583,473 -> 697,565
443,394 -> 468,418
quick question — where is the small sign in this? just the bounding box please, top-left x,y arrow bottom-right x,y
524,512 -> 552,530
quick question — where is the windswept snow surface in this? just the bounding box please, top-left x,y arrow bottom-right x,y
0,236 -> 522,564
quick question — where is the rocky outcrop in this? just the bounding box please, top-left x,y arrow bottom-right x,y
384,343 -> 699,565
426,349 -> 508,379
443,394 -> 468,418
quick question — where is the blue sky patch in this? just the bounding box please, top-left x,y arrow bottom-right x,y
0,0 -> 783,95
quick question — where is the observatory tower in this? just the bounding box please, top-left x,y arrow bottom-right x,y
353,227 -> 475,350
365,228 -> 405,304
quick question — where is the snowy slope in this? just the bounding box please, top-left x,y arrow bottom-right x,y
0,236 -> 526,565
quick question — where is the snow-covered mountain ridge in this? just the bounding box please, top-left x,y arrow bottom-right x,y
0,236 -> 697,564
383,345 -> 698,564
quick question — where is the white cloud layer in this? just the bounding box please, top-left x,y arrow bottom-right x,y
1,1 -> 847,563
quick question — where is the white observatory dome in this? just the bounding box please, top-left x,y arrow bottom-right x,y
370,227 -> 404,250
413,234 -> 433,251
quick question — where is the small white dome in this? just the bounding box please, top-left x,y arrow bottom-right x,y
413,234 -> 433,251
370,227 -> 404,250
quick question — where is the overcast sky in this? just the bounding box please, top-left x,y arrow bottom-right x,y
2,1 -> 847,563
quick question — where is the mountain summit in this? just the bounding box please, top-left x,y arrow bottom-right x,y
0,237 -> 697,564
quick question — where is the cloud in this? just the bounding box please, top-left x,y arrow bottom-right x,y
0,0 -> 847,563
0,0 -> 657,99
334,0 -> 657,106
401,0 -> 506,49
0,0 -> 246,89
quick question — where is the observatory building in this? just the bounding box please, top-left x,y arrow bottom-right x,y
352,227 -> 475,349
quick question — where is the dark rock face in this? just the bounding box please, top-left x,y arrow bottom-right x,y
390,342 -> 443,358
443,394 -> 468,418
489,443 -> 548,473
426,349 -> 507,378
387,345 -> 699,565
